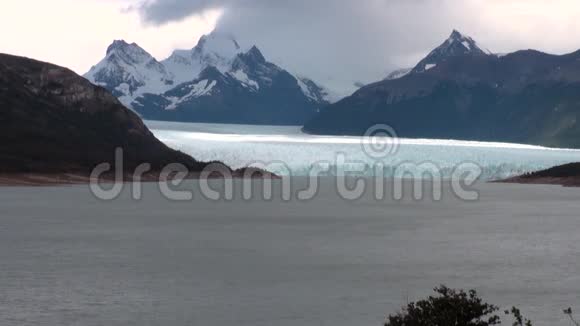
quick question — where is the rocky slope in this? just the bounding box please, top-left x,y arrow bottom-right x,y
85,32 -> 333,125
304,30 -> 580,148
0,53 -> 207,175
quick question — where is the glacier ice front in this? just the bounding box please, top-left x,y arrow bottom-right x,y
147,121 -> 580,180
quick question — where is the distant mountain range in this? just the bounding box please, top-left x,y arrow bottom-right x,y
85,32 -> 334,125
304,30 -> 580,148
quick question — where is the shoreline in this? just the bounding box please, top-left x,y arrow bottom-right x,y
5,171 -> 580,188
0,168 -> 278,187
494,176 -> 580,187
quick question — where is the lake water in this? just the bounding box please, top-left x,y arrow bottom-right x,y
0,180 -> 579,326
147,121 -> 580,180
2,122 -> 580,326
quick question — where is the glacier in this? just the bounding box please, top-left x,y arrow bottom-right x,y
147,121 -> 580,180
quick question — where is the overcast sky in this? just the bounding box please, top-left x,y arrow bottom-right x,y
3,0 -> 580,93
0,0 -> 220,74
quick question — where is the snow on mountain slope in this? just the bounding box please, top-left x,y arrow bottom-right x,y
132,56 -> 325,125
165,79 -> 217,111
162,32 -> 244,85
84,40 -> 174,107
229,69 -> 260,92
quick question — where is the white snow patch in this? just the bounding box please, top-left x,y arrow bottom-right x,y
163,51 -> 203,85
185,79 -> 217,97
258,76 -> 273,83
115,83 -> 131,94
229,70 -> 260,91
164,80 -> 217,110
462,40 -> 471,50
425,64 -> 437,71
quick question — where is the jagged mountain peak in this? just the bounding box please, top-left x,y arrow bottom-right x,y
412,29 -> 491,73
239,46 -> 267,65
230,46 -> 271,77
105,40 -> 153,63
107,40 -> 134,53
449,29 -> 466,40
198,65 -> 227,80
450,29 -> 462,37
84,39 -> 173,108
444,30 -> 484,52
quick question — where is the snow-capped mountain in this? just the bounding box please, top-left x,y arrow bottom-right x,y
84,40 -> 174,107
133,45 -> 327,125
162,32 -> 243,85
383,31 -> 489,81
85,32 -> 332,125
412,30 -> 491,73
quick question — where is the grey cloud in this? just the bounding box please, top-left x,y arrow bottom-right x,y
137,0 -> 231,24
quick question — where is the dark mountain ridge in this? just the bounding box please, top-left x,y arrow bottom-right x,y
304,31 -> 580,148
0,53 -> 206,175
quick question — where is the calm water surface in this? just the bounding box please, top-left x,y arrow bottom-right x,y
0,180 -> 579,326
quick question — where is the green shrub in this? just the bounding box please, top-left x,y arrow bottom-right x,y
384,285 -> 532,326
